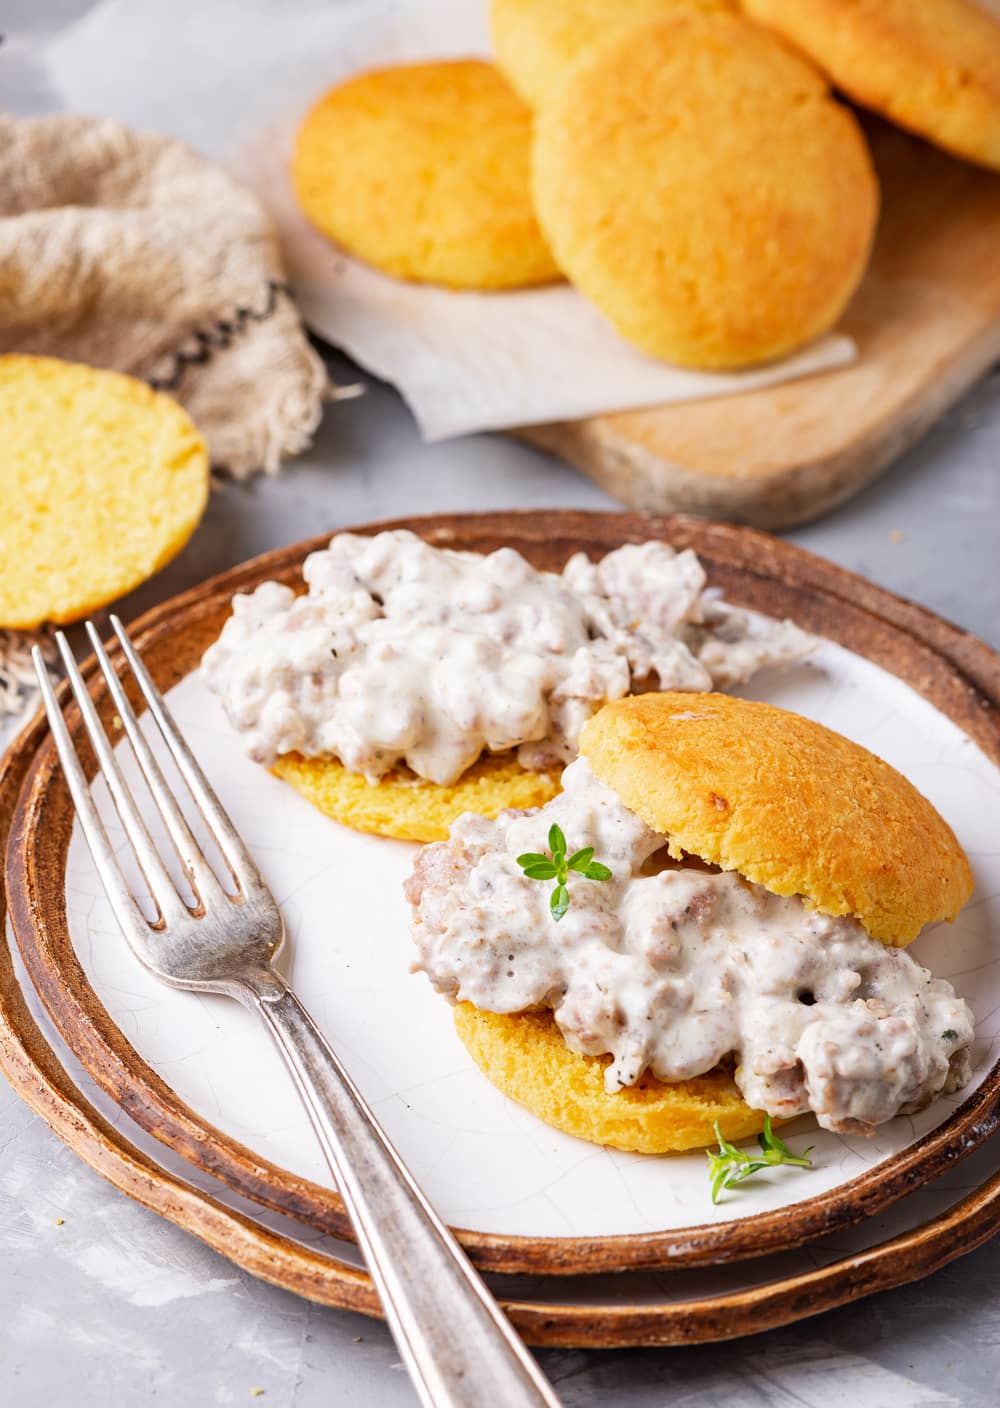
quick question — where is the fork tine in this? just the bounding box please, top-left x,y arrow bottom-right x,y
109,615 -> 267,895
54,632 -> 186,925
32,648 -> 154,944
84,621 -> 228,909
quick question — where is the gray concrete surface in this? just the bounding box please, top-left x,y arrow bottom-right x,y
2,4 -> 999,1403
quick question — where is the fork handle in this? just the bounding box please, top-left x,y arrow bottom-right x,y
239,971 -> 561,1408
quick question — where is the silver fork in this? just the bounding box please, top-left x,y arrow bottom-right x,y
33,617 -> 561,1408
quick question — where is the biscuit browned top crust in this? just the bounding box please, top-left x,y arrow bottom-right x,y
491,0 -> 734,107
292,60 -> 560,290
742,0 -> 1000,172
532,11 -> 878,368
579,692 -> 973,945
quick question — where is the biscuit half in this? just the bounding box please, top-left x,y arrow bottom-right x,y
453,1005 -> 769,1153
579,692 -> 974,946
741,0 -> 1000,173
0,355 -> 208,629
532,10 -> 878,367
273,749 -> 560,843
292,60 -> 560,290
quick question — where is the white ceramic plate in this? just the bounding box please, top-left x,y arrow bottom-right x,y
61,640 -> 1000,1241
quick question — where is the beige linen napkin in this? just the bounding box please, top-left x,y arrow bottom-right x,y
0,111 -> 337,722
0,111 -> 330,478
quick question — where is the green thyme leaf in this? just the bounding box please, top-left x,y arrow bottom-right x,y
515,830 -> 613,919
521,861 -> 558,880
758,1114 -> 813,1168
941,1029 -> 958,1040
709,1159 -> 732,1205
707,1116 -> 813,1203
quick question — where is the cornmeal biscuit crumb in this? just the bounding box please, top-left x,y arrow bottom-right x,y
0,355 -> 208,629
454,1005 -> 769,1152
273,750 -> 560,843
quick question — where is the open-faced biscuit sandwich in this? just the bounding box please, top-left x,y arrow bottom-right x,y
202,530 -> 812,841
406,692 -> 975,1152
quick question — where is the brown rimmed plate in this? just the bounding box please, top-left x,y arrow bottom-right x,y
5,664 -> 1000,1348
6,511 -> 1000,1280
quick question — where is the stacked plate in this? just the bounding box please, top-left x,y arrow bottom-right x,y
3,510 -> 999,1346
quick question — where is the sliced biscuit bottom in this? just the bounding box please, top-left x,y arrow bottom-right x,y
272,750 -> 560,843
453,1004 -> 768,1153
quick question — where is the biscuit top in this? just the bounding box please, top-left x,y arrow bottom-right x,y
578,692 -> 973,945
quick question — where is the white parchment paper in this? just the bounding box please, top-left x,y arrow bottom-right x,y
43,0 -> 857,439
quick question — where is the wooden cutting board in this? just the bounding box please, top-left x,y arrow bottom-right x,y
521,120 -> 1000,530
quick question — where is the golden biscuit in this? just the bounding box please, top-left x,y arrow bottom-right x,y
454,1005 -> 769,1152
292,61 -> 560,290
579,692 -> 974,945
0,355 -> 208,629
532,11 -> 878,367
491,0 -> 734,108
741,0 -> 1000,173
273,750 -> 560,843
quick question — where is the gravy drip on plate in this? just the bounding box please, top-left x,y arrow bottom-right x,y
202,530 -> 810,785
407,759 -> 974,1135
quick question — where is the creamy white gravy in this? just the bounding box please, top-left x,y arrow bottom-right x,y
407,759 -> 974,1135
202,530 -> 811,784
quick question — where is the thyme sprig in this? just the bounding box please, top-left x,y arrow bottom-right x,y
707,1116 -> 814,1204
516,823 -> 612,921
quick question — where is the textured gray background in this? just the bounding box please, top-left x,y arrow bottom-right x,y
2,4 -> 999,1403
